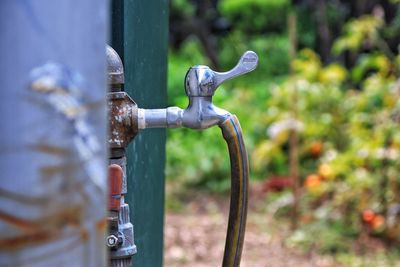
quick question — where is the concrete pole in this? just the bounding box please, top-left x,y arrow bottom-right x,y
0,1 -> 109,266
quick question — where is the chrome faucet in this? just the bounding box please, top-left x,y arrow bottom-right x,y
137,51 -> 258,130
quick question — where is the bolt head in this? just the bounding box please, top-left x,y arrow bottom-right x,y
106,235 -> 119,248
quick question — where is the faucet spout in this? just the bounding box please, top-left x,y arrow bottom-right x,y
182,96 -> 230,129
138,97 -> 230,130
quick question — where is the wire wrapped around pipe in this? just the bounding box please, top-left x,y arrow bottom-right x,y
219,115 -> 249,267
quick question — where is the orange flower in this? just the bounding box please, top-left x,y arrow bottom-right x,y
362,209 -> 375,223
372,215 -> 385,230
305,174 -> 321,188
310,141 -> 323,157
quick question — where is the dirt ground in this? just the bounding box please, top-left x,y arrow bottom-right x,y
164,192 -> 340,267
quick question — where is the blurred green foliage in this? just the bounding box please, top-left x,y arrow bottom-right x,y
219,0 -> 290,33
332,15 -> 384,55
166,0 -> 400,257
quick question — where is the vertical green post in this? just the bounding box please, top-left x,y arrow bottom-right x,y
111,1 -> 168,266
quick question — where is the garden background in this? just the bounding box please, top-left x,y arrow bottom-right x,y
164,1 -> 400,266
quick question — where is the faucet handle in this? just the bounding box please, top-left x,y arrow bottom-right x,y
214,51 -> 258,88
184,51 -> 258,97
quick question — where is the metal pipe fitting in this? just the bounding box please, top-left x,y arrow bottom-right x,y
137,107 -> 184,129
106,45 -> 137,267
107,45 -> 124,91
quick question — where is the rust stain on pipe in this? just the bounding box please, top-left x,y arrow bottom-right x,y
29,143 -> 72,156
96,218 -> 108,232
80,229 -> 89,242
0,188 -> 51,205
0,206 -> 83,250
0,211 -> 38,230
0,229 -> 55,250
39,163 -> 78,177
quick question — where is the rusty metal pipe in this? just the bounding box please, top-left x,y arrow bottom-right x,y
106,46 -> 137,267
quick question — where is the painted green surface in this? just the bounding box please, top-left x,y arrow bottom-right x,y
111,1 -> 168,266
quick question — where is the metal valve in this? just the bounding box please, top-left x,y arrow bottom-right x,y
137,51 -> 258,130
